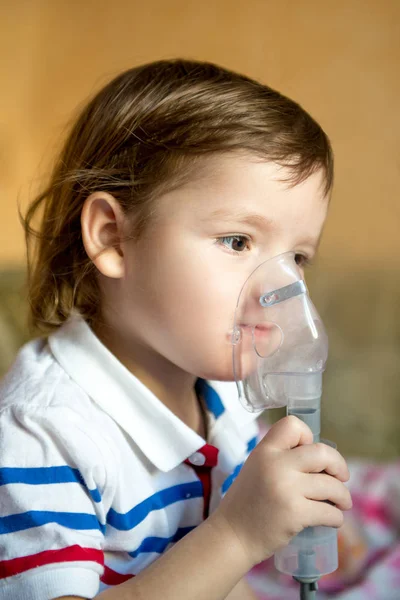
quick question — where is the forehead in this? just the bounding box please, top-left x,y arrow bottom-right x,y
157,153 -> 329,225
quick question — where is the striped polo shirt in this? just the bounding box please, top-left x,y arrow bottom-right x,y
0,315 -> 260,600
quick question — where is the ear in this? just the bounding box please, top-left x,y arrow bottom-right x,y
81,191 -> 126,279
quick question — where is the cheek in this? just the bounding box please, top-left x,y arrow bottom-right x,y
180,264 -> 241,326
165,273 -> 232,332
148,269 -> 238,370
159,247 -> 234,309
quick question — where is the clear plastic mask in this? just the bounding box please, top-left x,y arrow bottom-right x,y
232,252 -> 328,413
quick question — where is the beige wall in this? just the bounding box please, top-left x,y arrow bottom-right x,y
0,0 -> 399,269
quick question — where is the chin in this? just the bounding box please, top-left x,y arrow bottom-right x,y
192,359 -> 236,382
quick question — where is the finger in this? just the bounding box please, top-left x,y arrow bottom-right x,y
302,473 -> 353,510
263,415 -> 313,451
305,501 -> 345,529
291,442 -> 350,482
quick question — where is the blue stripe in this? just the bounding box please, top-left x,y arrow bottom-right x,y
107,482 -> 203,531
222,463 -> 243,494
221,439 -> 256,495
88,487 -> 101,503
0,511 -> 105,535
0,466 -> 101,503
128,526 -> 195,558
247,436 -> 258,453
196,379 -> 225,419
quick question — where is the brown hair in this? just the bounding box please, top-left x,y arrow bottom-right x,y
23,58 -> 333,333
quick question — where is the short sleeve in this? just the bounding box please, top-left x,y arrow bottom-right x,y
0,404 -> 109,600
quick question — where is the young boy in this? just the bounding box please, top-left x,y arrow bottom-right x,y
0,59 -> 351,600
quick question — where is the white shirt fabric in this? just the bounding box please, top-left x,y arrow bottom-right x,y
0,315 -> 259,599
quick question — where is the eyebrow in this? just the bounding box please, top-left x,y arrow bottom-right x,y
203,209 -> 274,230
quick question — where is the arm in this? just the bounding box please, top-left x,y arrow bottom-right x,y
56,513 -> 254,600
96,514 -> 253,600
225,578 -> 258,600
57,514 -> 256,600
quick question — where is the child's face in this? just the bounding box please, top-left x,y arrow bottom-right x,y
117,153 -> 329,382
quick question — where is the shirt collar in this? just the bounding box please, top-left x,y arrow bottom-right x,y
48,315 -> 258,472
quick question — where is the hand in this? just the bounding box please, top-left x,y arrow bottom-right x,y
215,415 -> 352,568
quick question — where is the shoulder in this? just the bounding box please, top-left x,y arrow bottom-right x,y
0,336 -> 99,421
0,337 -> 117,476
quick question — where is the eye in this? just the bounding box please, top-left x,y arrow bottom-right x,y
295,253 -> 312,268
218,235 -> 251,253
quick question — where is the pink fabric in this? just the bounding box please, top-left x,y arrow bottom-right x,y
247,459 -> 400,599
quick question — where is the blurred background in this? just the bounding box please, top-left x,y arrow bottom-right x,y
0,0 -> 399,459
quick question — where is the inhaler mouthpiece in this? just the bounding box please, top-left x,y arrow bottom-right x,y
232,252 -> 328,413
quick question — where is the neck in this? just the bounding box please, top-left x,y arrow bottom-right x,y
91,319 -> 206,437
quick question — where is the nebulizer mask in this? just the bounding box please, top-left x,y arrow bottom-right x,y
232,252 -> 337,600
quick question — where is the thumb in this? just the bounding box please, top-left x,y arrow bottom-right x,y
263,415 -> 313,450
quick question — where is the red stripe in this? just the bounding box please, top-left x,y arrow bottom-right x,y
100,564 -> 135,585
185,461 -> 213,519
0,545 -> 104,579
195,468 -> 212,519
